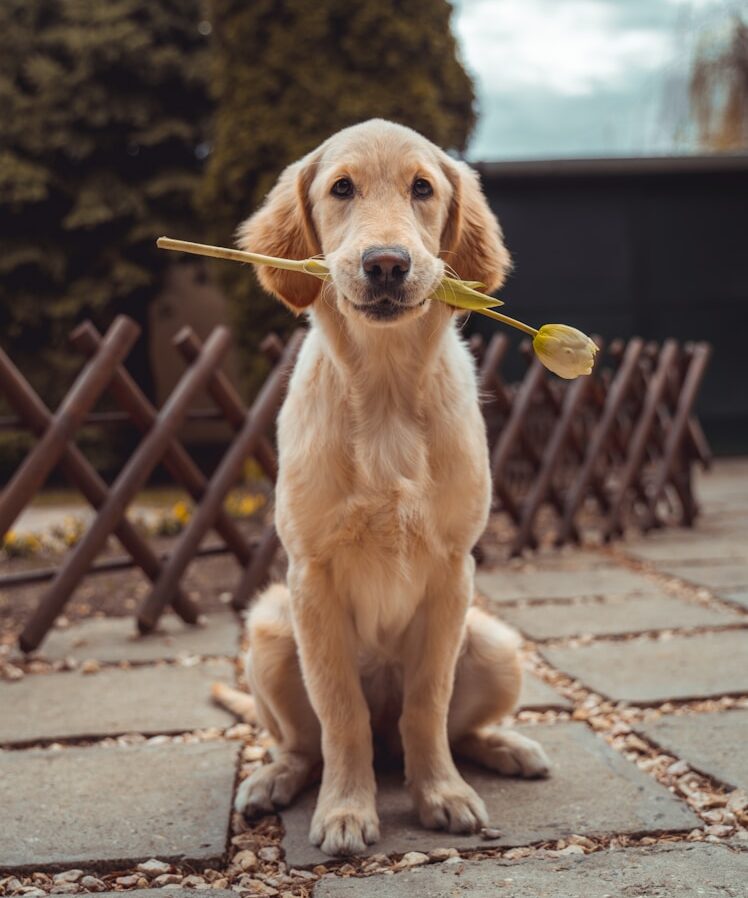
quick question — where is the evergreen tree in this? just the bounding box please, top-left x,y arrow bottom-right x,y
199,0 -> 475,392
0,0 -> 211,407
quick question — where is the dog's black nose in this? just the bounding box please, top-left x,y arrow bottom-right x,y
362,246 -> 411,287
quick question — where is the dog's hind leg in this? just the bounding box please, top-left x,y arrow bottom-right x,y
234,584 -> 322,818
449,607 -> 550,779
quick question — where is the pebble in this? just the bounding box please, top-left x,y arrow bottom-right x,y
704,824 -> 734,837
115,874 -> 142,887
429,848 -> 459,860
258,846 -> 281,863
153,875 -> 184,886
3,663 -> 24,681
289,870 -> 318,881
137,859 -> 172,876
52,871 -> 84,884
443,856 -> 464,866
232,833 -> 257,850
50,884 -> 80,894
481,827 -> 502,840
17,890 -> 45,898
396,851 -> 430,868
79,878 -> 106,892
234,849 -> 259,872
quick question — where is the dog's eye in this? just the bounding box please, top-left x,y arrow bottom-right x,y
331,178 -> 354,198
412,178 -> 433,198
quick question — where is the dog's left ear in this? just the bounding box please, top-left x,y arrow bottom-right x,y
440,158 -> 512,293
236,152 -> 321,312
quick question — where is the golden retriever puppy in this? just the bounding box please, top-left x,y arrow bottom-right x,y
227,119 -> 549,856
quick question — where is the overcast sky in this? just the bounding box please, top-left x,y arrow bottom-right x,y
452,0 -> 745,160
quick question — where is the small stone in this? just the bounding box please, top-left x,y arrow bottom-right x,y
567,834 -> 596,848
667,759 -> 690,776
137,859 -> 172,876
242,745 -> 267,761
311,865 -> 329,876
20,890 -> 46,898
504,847 -> 534,860
212,879 -> 229,889
704,824 -> 734,837
80,659 -> 100,674
53,871 -> 84,884
396,851 -> 430,868
79,877 -> 106,891
443,856 -> 464,866
3,664 -> 24,681
234,849 -> 259,871
153,875 -> 183,886
232,833 -> 257,849
289,870 -> 317,881
3,877 -> 23,891
258,845 -> 281,863
115,874 -> 141,887
181,875 -> 208,888
557,844 -> 586,855
429,848 -> 459,861
481,827 -> 502,840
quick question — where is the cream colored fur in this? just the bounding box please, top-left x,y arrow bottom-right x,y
222,120 -> 550,857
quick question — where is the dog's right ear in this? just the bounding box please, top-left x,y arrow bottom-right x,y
237,153 -> 321,312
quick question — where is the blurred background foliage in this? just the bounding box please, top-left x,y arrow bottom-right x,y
0,0 -> 211,407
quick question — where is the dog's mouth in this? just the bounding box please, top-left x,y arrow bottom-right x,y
348,290 -> 428,323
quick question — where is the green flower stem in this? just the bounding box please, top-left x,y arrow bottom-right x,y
156,237 -> 330,278
475,307 -> 539,337
157,237 -> 540,338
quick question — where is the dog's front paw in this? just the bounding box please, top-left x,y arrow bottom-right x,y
235,755 -> 311,818
309,804 -> 380,856
414,776 -> 488,833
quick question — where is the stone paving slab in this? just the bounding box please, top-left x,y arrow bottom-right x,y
0,660 -> 235,745
661,561 -> 748,591
500,593 -> 743,640
624,532 -> 748,564
476,567 -> 659,604
33,612 -> 241,663
723,589 -> 748,611
542,630 -> 748,704
280,722 -> 698,866
638,710 -> 748,791
313,843 -> 748,898
0,741 -> 238,871
518,672 -> 571,710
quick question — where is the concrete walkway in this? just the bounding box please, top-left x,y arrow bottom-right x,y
0,459 -> 746,896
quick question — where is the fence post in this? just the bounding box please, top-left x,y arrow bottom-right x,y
19,327 -> 232,652
0,317 -> 139,538
137,330 -> 306,631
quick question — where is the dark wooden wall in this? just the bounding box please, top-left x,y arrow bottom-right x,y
474,156 -> 748,453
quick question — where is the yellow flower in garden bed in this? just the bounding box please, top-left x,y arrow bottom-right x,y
2,530 -> 43,558
225,491 -> 266,519
157,237 -> 598,379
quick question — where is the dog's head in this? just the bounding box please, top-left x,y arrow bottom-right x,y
238,119 -> 511,327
